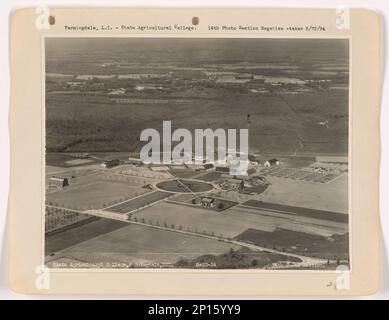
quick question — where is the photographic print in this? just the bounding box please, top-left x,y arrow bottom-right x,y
44,37 -> 349,270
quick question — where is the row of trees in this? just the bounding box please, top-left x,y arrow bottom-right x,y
45,206 -> 89,233
126,214 -> 224,240
118,170 -> 168,180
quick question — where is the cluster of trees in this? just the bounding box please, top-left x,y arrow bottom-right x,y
45,206 -> 89,233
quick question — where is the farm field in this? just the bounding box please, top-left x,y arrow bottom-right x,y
65,159 -> 94,165
241,200 -> 347,223
156,179 -> 214,193
176,247 -> 302,269
168,169 -> 200,179
45,217 -> 128,254
195,171 -> 222,182
46,178 -> 149,210
261,174 -> 348,214
255,155 -> 317,168
260,166 -> 342,183
235,228 -> 349,260
45,88 -> 348,156
133,201 -> 347,239
46,152 -> 100,167
45,222 -> 242,267
106,191 -> 172,213
46,169 -> 102,188
45,165 -> 100,177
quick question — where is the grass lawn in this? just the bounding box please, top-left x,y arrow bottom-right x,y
168,169 -> 199,179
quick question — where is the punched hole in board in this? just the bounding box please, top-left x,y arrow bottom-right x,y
192,17 -> 199,26
48,15 -> 56,25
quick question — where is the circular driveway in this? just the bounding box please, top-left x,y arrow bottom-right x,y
155,179 -> 215,194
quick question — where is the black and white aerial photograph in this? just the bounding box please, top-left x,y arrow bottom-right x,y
44,37 -> 349,270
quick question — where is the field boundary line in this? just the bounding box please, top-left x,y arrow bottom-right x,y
103,190 -> 158,210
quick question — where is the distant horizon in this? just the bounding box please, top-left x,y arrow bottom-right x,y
45,37 -> 349,156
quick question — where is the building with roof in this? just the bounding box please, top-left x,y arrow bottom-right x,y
49,177 -> 69,188
201,197 -> 215,207
264,159 -> 280,167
